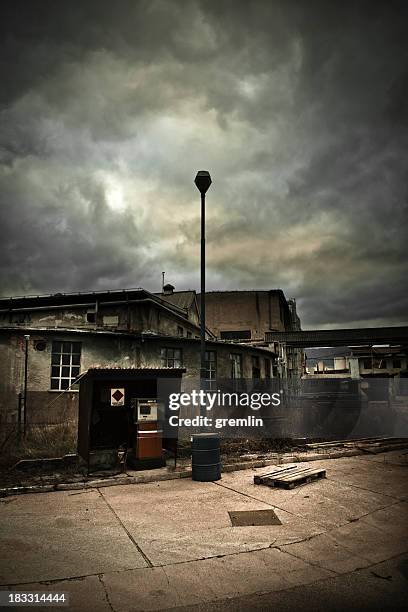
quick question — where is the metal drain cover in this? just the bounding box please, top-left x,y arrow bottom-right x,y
228,509 -> 282,527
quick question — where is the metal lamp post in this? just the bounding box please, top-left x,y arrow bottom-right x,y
194,171 -> 212,403
23,334 -> 30,436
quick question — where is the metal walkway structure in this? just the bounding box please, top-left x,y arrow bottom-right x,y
265,326 -> 408,348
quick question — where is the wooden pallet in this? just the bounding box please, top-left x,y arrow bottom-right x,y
254,464 -> 326,489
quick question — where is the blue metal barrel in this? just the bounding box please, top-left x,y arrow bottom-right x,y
191,433 -> 221,481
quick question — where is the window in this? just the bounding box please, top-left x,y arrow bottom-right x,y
186,331 -> 192,339
265,358 -> 271,379
362,359 -> 372,369
50,341 -> 81,390
177,326 -> 184,337
86,310 -> 96,323
252,356 -> 261,379
220,330 -> 251,340
373,358 -> 386,369
205,350 -> 217,390
230,353 -> 242,379
161,347 -> 183,368
393,359 -> 401,369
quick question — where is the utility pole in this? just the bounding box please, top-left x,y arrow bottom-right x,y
194,171 -> 212,415
23,334 -> 30,436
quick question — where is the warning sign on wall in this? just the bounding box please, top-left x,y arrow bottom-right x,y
110,388 -> 125,406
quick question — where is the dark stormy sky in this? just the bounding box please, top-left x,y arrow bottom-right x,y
0,1 -> 407,329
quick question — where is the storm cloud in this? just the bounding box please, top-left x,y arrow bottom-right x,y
0,0 -> 407,328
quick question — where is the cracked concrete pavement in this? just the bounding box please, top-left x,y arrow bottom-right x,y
0,451 -> 407,611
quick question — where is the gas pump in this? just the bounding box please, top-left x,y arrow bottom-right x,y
132,398 -> 164,465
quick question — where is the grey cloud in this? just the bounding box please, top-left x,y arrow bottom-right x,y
0,0 -> 407,328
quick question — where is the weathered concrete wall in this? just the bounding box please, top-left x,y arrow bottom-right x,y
0,302 -> 200,338
204,291 -> 288,340
0,331 -> 276,426
0,332 -> 142,426
139,340 -> 273,381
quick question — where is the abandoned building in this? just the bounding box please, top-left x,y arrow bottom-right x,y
202,290 -> 304,378
0,287 -> 280,430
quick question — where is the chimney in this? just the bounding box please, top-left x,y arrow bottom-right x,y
163,283 -> 175,295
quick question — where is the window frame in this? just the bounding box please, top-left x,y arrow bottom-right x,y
160,347 -> 183,368
205,350 -> 217,390
50,340 -> 81,391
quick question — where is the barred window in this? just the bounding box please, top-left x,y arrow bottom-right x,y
161,347 -> 183,368
50,341 -> 81,390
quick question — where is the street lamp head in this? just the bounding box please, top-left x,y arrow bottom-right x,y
194,170 -> 212,194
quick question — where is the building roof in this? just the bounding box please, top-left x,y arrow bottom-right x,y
266,327 -> 408,348
0,287 -> 144,307
155,290 -> 196,311
0,287 -> 201,326
203,289 -> 285,294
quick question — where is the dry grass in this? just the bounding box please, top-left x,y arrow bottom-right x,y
0,421 -> 77,469
20,422 -> 77,459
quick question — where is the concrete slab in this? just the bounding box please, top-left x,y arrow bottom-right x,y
0,489 -> 148,584
327,461 -> 408,499
327,518 -> 408,565
219,462 -> 392,529
164,554 -> 408,612
101,478 -> 323,565
0,452 -> 407,610
102,547 -> 332,611
358,501 -> 408,541
280,532 -> 373,574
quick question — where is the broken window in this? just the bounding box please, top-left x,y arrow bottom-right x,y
161,347 -> 183,368
50,341 -> 81,391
